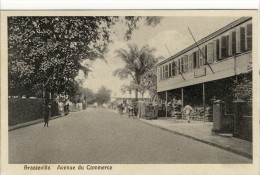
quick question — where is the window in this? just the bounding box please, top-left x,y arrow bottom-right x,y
214,39 -> 219,60
169,62 -> 172,77
232,31 -> 236,55
157,67 -> 159,80
178,59 -> 181,74
220,36 -> 228,59
246,24 -> 252,50
160,66 -> 163,80
164,64 -> 169,79
171,62 -> 175,76
207,43 -> 214,64
196,50 -> 200,68
188,54 -> 193,71
240,27 -> 246,52
204,45 -> 207,63
162,66 -> 165,79
193,51 -> 197,69
180,57 -> 184,73
183,55 -> 188,72
199,47 -> 204,67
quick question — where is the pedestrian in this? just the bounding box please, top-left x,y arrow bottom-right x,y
182,104 -> 193,123
44,103 -> 51,127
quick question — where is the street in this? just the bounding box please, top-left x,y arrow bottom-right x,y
9,108 -> 251,164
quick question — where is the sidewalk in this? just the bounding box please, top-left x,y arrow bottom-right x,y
140,118 -> 252,159
9,115 -> 64,131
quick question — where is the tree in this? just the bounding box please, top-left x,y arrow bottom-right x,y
8,16 -> 162,98
8,16 -> 116,98
95,86 -> 111,105
113,44 -> 160,100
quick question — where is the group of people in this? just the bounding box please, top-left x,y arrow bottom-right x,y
117,102 -> 136,117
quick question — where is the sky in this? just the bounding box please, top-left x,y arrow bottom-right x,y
78,16 -> 239,99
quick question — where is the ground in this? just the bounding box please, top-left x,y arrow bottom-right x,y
9,108 -> 251,164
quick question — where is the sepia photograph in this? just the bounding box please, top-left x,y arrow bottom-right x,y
0,8 -> 259,175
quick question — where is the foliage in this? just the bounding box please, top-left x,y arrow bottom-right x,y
8,16 -> 116,97
113,44 -> 161,99
95,86 -> 112,105
8,16 -> 162,98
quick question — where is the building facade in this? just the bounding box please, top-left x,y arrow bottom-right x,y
156,17 -> 252,121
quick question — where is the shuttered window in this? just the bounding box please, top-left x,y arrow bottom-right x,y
183,55 -> 188,72
221,36 -> 228,59
228,31 -> 233,56
193,51 -> 197,69
165,64 -> 169,78
178,59 -> 180,74
216,39 -> 220,60
207,43 -> 214,64
246,24 -> 252,50
180,57 -> 184,73
171,62 -> 175,76
188,54 -> 193,71
168,62 -> 172,77
232,31 -> 236,55
160,66 -> 163,80
157,67 -> 160,80
240,27 -> 246,52
204,45 -> 207,63
199,47 -> 204,67
196,50 -> 200,68
236,27 -> 241,53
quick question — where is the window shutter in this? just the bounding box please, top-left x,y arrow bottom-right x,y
236,27 -> 241,53
165,64 -> 169,78
207,43 -> 214,64
180,57 -> 184,73
219,37 -> 222,60
177,59 -> 180,74
232,31 -> 236,55
171,62 -> 175,76
246,23 -> 252,50
188,54 -> 193,71
183,55 -> 188,72
176,59 -> 180,75
204,45 -> 207,63
157,67 -> 159,80
221,36 -> 227,59
199,47 -> 204,66
196,50 -> 200,68
228,31 -> 233,56
174,61 -> 178,75
240,27 -> 246,52
168,62 -> 172,77
193,52 -> 197,69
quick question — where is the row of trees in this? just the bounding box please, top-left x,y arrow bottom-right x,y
8,16 -> 162,101
71,86 -> 111,105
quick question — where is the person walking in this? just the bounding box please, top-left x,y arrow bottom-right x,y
44,103 -> 51,127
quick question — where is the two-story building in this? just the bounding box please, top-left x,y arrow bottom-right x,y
156,17 -> 252,121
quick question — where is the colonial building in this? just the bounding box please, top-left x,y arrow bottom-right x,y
156,17 -> 252,122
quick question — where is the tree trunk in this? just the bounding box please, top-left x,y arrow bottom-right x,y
135,89 -> 138,101
42,84 -> 46,119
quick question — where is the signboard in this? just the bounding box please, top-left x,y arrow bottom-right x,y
194,67 -> 206,78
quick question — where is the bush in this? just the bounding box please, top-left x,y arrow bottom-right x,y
9,98 -> 43,126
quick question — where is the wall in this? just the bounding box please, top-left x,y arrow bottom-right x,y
158,52 -> 252,92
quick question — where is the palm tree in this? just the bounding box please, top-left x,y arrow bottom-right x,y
113,43 -> 159,100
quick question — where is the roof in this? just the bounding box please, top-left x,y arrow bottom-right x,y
157,17 -> 252,66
